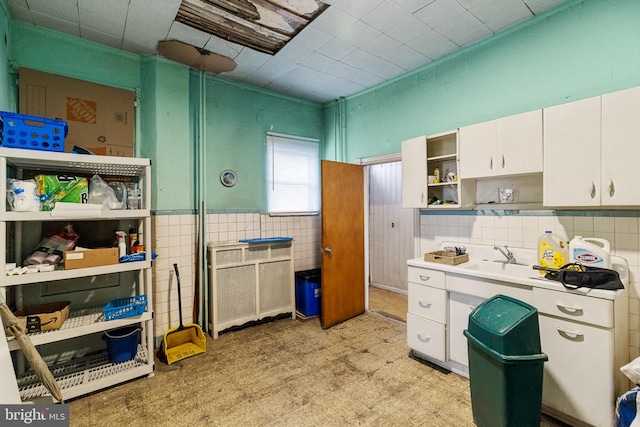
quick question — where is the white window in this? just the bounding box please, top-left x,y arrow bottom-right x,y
267,132 -> 320,215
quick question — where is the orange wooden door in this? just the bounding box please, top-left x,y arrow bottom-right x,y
320,160 -> 365,328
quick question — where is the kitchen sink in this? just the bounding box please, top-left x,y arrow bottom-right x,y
458,259 -> 537,279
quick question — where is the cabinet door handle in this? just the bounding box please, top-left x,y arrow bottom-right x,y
609,179 -> 615,197
418,299 -> 432,308
557,326 -> 584,339
501,154 -> 505,169
489,156 -> 493,171
419,275 -> 430,282
417,332 -> 431,342
556,303 -> 583,313
590,181 -> 596,199
421,193 -> 424,203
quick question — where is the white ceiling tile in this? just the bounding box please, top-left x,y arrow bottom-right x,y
470,0 -> 532,33
166,21 -> 211,48
303,52 -> 338,73
332,0 -> 385,19
79,6 -> 126,38
129,0 -> 182,19
365,56 -> 405,79
26,0 -> 78,23
31,11 -> 80,36
340,48 -> 379,69
435,11 -> 492,46
405,26 -> 459,58
291,26 -> 333,51
124,6 -> 173,47
275,43 -> 314,64
414,0 -> 467,27
337,20 -> 381,47
361,33 -> 402,57
339,67 -> 384,87
317,37 -> 357,60
362,0 -> 413,32
394,0 -> 436,13
203,35 -> 244,59
455,0 -> 485,8
309,6 -> 358,36
7,0 -> 28,7
250,57 -> 298,83
524,0 -> 567,14
6,5 -> 33,23
225,47 -> 270,76
383,44 -> 430,71
384,14 -> 432,44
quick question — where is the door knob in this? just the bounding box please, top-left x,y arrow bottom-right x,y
322,247 -> 332,255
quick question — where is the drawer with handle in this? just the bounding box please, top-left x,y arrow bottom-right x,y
408,282 -> 447,323
408,267 -> 445,289
407,312 -> 446,362
532,287 -> 613,328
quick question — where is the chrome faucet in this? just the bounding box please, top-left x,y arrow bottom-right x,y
494,245 -> 517,264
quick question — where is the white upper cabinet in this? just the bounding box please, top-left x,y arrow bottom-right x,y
543,96 -> 601,207
601,86 -> 640,206
460,110 -> 543,179
459,120 -> 496,179
401,135 -> 428,208
544,87 -> 640,208
402,131 -> 467,209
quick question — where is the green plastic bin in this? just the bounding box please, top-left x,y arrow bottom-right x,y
463,295 -> 548,427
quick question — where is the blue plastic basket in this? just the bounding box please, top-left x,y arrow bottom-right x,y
0,111 -> 67,152
103,295 -> 147,321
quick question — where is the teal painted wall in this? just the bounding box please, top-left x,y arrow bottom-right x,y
324,0 -> 640,163
0,0 -> 11,111
10,22 -> 140,91
203,78 -> 323,212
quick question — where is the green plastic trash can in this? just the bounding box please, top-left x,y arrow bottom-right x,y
463,294 -> 548,427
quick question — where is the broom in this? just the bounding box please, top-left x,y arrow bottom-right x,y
0,294 -> 64,403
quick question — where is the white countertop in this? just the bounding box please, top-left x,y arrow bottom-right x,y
408,250 -> 628,301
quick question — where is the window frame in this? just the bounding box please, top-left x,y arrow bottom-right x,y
266,132 -> 321,216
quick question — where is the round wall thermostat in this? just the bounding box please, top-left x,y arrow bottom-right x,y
220,169 -> 237,187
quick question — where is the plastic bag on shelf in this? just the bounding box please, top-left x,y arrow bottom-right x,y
7,179 -> 40,212
24,224 -> 79,266
88,174 -> 124,210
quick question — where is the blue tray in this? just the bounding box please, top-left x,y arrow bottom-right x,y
239,237 -> 293,243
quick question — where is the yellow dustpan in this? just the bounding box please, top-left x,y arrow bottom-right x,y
161,264 -> 206,364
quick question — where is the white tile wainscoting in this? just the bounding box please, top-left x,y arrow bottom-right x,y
150,212 -> 321,339
419,211 -> 640,361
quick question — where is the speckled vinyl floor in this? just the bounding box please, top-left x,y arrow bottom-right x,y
67,313 -> 567,426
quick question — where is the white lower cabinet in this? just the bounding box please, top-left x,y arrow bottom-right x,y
448,292 -> 484,367
407,259 -> 628,427
407,313 -> 446,362
538,315 -> 613,426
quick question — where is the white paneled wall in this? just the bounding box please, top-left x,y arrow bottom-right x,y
151,212 -> 322,338
419,212 -> 640,360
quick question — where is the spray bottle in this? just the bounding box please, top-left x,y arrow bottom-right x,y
115,231 -> 127,259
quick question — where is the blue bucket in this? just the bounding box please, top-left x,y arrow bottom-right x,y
103,326 -> 141,363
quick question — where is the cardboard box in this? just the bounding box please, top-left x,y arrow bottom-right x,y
13,301 -> 71,333
82,145 -> 134,158
64,247 -> 119,270
18,68 -> 135,156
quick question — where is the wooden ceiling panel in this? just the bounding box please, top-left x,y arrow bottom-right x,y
176,0 -> 328,55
